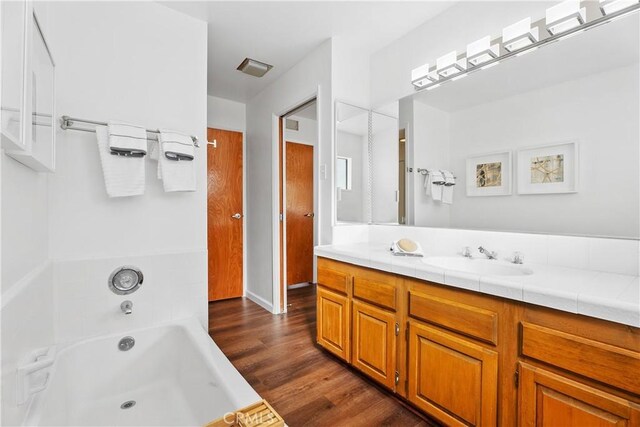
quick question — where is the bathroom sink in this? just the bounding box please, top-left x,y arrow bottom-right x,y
422,256 -> 533,277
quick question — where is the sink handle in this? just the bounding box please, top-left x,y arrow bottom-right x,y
512,252 -> 524,264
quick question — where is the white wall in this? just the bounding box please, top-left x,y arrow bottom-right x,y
410,100 -> 451,228
447,64 -> 639,238
207,95 -> 246,132
285,116 -> 317,146
245,39 -> 332,312
370,1 -> 555,107
46,0 -> 208,338
1,4 -> 207,423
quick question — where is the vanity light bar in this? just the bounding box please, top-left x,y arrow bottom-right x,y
600,0 -> 639,15
436,51 -> 466,78
467,36 -> 499,67
546,0 -> 586,35
411,2 -> 640,91
503,18 -> 539,52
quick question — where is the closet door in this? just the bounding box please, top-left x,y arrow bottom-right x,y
207,128 -> 244,301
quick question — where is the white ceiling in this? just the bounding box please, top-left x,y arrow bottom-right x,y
160,1 -> 455,103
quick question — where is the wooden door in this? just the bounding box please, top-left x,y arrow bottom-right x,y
408,320 -> 498,426
518,363 -> 640,427
207,128 -> 243,301
317,286 -> 350,362
285,142 -> 314,286
352,300 -> 397,390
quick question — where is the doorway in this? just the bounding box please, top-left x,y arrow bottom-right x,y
207,128 -> 244,301
279,99 -> 317,312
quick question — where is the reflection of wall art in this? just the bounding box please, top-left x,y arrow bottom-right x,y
466,151 -> 512,196
517,142 -> 578,194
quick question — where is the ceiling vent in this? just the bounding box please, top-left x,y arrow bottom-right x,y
237,58 -> 273,78
285,119 -> 299,131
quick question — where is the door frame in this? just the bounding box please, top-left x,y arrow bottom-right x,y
272,91 -> 320,314
207,126 -> 247,298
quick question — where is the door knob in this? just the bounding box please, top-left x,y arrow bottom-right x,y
305,213 -> 315,218
231,213 -> 242,219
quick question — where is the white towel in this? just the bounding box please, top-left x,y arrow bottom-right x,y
107,121 -> 147,156
442,170 -> 456,186
96,126 -> 145,197
157,130 -> 196,192
442,170 -> 455,205
158,130 -> 194,161
427,170 -> 444,201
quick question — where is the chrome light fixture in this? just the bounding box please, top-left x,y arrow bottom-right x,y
467,36 -> 499,67
237,58 -> 273,78
502,18 -> 539,52
411,63 -> 431,88
600,0 -> 639,15
546,0 -> 586,35
436,51 -> 466,78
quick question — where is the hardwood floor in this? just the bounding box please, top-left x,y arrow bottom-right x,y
209,285 -> 436,427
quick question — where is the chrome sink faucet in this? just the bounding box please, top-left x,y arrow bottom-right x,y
120,300 -> 133,315
462,246 -> 473,258
478,246 -> 498,260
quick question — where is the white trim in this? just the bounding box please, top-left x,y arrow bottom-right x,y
246,289 -> 274,313
272,90 -> 319,315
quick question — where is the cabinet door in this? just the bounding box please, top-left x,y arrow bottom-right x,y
518,363 -> 640,427
408,321 -> 498,426
352,299 -> 397,390
317,286 -> 350,362
0,0 -> 27,150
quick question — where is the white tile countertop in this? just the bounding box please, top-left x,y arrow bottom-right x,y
315,242 -> 640,328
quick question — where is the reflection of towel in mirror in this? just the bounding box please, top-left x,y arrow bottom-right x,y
442,170 -> 455,204
425,170 -> 444,201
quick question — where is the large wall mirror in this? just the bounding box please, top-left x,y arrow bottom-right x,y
335,102 -> 400,224
335,102 -> 369,223
358,11 -> 638,239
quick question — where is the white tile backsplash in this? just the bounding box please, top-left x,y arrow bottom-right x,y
588,238 -> 639,276
54,250 -> 207,343
363,225 -> 639,276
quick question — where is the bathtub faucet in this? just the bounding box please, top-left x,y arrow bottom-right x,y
120,300 -> 133,315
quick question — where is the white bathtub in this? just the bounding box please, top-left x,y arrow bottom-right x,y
23,318 -> 261,426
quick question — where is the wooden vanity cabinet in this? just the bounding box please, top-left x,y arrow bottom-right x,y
518,363 -> 640,427
408,320 -> 498,426
315,257 -> 640,427
316,258 -> 352,362
516,305 -> 640,427
317,286 -> 350,362
352,299 -> 397,390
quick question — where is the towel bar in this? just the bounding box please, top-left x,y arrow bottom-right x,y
60,115 -> 199,147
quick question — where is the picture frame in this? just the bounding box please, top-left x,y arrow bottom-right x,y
466,151 -> 512,197
517,141 -> 578,195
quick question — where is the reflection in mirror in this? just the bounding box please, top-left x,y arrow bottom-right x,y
335,102 -> 369,223
396,13 -> 639,238
371,111 -> 399,224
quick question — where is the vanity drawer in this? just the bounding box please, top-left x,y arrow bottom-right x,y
521,322 -> 640,394
352,268 -> 397,311
317,258 -> 350,295
409,290 -> 498,345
